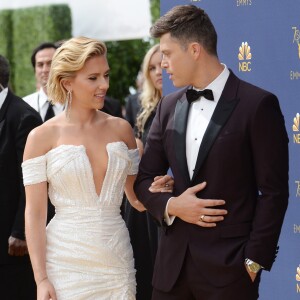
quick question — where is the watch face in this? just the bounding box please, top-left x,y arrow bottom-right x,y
249,262 -> 261,273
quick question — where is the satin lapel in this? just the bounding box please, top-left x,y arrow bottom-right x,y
0,119 -> 5,140
191,72 -> 240,183
174,94 -> 191,184
0,91 -> 10,139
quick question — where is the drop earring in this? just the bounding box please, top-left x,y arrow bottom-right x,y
65,90 -> 72,120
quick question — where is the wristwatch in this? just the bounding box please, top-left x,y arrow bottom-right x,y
245,258 -> 262,273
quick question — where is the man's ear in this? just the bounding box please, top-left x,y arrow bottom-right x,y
189,42 -> 201,59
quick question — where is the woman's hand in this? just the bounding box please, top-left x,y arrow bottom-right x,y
37,278 -> 57,300
149,175 -> 174,193
129,199 -> 146,212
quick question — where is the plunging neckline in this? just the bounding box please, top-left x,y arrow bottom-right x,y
46,141 -> 128,199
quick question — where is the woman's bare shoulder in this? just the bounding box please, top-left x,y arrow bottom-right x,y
24,117 -> 62,160
104,115 -> 132,133
94,112 -> 135,148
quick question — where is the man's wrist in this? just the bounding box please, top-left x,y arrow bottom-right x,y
164,197 -> 176,226
245,258 -> 263,273
167,196 -> 176,216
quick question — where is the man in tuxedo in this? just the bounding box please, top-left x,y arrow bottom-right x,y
101,96 -> 123,118
23,42 -> 64,122
134,5 -> 289,300
125,70 -> 143,127
0,55 -> 42,298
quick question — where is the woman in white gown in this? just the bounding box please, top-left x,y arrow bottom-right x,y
22,36 -> 172,300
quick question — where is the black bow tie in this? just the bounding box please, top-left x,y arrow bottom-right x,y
186,89 -> 214,104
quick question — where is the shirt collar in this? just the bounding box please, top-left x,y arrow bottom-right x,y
193,64 -> 230,103
38,87 -> 49,108
0,87 -> 8,110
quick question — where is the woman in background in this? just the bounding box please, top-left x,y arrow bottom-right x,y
124,44 -> 163,300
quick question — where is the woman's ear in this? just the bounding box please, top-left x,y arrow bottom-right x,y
61,79 -> 72,91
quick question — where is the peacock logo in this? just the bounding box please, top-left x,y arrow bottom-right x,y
238,42 -> 252,60
293,113 -> 300,132
238,42 -> 252,72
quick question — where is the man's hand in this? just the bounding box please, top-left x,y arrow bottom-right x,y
8,236 -> 28,256
168,182 -> 227,227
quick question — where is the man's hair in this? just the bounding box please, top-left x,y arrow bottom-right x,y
31,42 -> 57,69
150,5 -> 218,56
0,55 -> 10,88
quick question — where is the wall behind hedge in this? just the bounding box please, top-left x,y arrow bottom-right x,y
0,4 -> 71,96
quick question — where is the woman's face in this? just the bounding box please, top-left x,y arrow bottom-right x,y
148,51 -> 162,92
69,55 -> 110,110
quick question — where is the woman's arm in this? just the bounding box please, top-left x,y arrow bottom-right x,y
25,182 -> 48,284
23,126 -> 57,300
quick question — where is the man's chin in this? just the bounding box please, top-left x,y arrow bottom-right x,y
172,82 -> 185,88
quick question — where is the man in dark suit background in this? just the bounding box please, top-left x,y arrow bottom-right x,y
101,96 -> 123,118
134,5 -> 289,300
0,55 -> 42,299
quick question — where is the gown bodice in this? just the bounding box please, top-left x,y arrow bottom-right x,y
22,141 -> 139,300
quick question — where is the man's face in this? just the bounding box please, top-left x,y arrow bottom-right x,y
35,47 -> 56,89
160,33 -> 195,88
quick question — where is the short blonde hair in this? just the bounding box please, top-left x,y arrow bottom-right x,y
47,36 -> 107,104
136,44 -> 162,134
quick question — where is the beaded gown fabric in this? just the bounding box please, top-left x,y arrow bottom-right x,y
22,142 -> 139,299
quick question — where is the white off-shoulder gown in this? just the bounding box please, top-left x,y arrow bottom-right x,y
22,142 -> 139,300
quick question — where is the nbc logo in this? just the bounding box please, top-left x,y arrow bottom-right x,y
293,113 -> 299,131
293,113 -> 300,144
296,265 -> 300,293
238,42 -> 252,72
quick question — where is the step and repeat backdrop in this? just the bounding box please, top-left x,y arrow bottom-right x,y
160,1 -> 300,299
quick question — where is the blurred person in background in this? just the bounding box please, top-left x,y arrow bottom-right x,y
125,69 -> 144,128
23,42 -> 64,122
102,95 -> 123,118
0,54 -> 42,300
124,44 -> 163,300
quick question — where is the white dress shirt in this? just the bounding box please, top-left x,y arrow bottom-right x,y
23,87 -> 64,121
0,87 -> 8,110
165,64 -> 230,225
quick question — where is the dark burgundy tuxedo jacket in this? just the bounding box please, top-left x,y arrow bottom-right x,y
0,90 -> 42,264
134,71 -> 289,291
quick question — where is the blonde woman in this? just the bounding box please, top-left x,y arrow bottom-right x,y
22,37 -> 172,300
125,44 -> 163,300
136,44 -> 162,150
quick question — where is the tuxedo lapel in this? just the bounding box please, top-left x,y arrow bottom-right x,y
191,72 -> 240,183
173,93 -> 191,185
0,91 -> 10,140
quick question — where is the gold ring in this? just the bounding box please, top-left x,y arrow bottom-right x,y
200,215 -> 205,222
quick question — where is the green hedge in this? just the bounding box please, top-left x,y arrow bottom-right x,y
106,39 -> 150,103
0,2 -> 159,103
11,4 -> 72,96
0,10 -> 13,65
